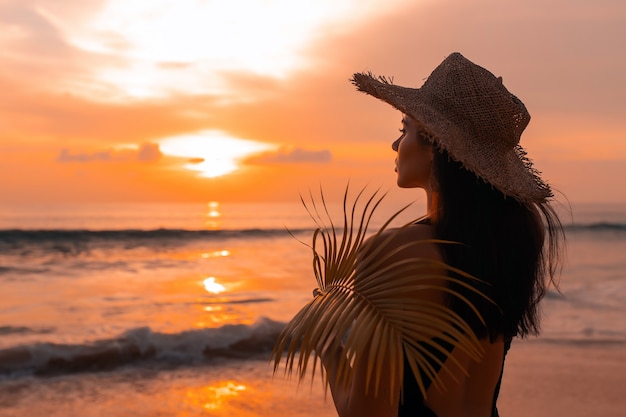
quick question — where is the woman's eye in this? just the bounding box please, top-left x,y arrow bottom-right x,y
398,128 -> 406,134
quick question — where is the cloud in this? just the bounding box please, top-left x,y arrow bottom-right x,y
136,142 -> 163,162
157,61 -> 195,70
57,142 -> 163,163
0,2 -> 71,57
247,147 -> 332,164
57,148 -> 112,163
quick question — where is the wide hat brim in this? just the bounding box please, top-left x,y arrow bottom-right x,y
351,53 -> 552,203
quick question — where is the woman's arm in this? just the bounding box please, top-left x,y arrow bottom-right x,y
318,338 -> 399,417
317,224 -> 443,417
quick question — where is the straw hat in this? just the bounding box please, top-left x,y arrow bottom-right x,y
351,52 -> 552,203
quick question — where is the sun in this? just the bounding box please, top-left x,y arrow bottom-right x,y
158,130 -> 275,178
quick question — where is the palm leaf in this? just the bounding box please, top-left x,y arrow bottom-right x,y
272,185 -> 490,403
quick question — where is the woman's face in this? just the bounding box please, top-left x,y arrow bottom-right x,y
392,115 -> 433,189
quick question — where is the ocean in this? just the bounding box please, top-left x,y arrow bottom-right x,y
0,198 -> 624,416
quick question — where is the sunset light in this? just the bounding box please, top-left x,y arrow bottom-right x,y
1,1 -> 624,204
183,381 -> 247,411
159,131 -> 276,178
203,277 -> 226,294
2,1 -> 626,416
201,250 -> 230,259
207,201 -> 220,218
62,0 -> 412,99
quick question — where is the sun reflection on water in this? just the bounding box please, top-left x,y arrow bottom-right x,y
203,277 -> 226,294
183,381 -> 247,412
207,201 -> 220,217
205,201 -> 222,229
201,250 -> 230,259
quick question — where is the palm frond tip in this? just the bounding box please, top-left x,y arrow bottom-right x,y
271,185 -> 490,402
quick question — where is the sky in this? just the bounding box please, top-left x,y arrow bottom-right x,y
1,0 -> 625,206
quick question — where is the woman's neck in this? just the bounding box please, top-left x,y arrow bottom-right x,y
426,190 -> 439,222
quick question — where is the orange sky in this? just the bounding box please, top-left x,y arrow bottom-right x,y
1,0 -> 625,206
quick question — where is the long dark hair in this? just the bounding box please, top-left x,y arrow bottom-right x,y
431,149 -> 564,341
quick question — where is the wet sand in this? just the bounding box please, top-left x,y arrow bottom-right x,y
498,339 -> 626,417
297,339 -> 626,417
1,340 -> 624,416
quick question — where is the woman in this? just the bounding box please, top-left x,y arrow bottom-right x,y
318,52 -> 565,417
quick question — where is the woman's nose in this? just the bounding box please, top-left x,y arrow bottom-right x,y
392,136 -> 401,152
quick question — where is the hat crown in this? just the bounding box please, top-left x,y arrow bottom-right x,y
351,52 -> 551,203
419,53 -> 530,151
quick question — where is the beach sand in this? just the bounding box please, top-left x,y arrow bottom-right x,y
1,340 -> 624,416
498,339 -> 626,417
276,339 -> 626,417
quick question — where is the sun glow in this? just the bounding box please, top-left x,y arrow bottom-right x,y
59,0 -> 413,99
159,131 -> 275,178
201,250 -> 230,259
184,381 -> 247,411
203,277 -> 226,294
64,0 -> 347,98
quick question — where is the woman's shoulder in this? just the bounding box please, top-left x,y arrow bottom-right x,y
378,222 -> 433,239
372,222 -> 435,246
357,223 -> 446,302
364,223 -> 440,260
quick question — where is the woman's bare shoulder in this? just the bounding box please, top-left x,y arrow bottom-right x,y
366,224 -> 440,259
357,224 -> 446,302
377,223 -> 434,239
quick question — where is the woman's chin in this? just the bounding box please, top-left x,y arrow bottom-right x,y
396,178 -> 424,189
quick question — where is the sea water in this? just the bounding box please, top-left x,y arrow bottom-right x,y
0,199 -> 624,416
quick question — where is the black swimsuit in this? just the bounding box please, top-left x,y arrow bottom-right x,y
397,338 -> 511,417
398,218 -> 511,416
